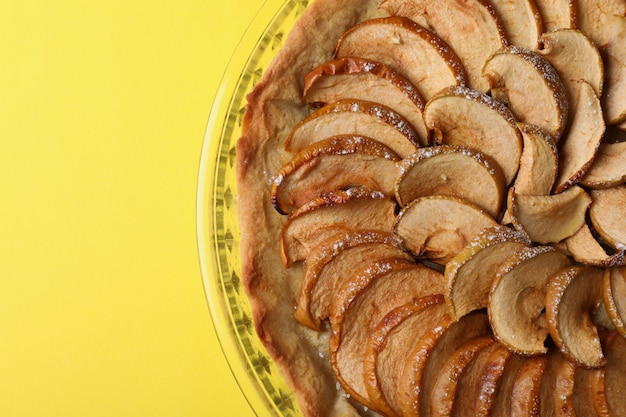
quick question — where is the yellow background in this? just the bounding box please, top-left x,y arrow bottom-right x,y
0,1 -> 266,416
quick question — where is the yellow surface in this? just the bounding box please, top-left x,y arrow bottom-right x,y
0,1 -> 265,416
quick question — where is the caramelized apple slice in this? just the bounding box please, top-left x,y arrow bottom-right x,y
303,57 -> 429,145
602,15 -> 626,125
508,184 -> 591,244
603,266 -> 626,336
581,141 -> 626,189
394,195 -> 498,265
445,225 -> 530,321
513,123 -> 559,195
487,0 -> 543,49
363,295 -> 447,416
564,222 -> 626,267
429,336 -> 496,417
450,341 -> 512,417
489,353 -> 527,417
483,46 -> 569,141
577,0 -> 626,47
296,230 -> 412,330
424,85 -> 523,184
589,186 -> 626,251
533,0 -> 577,31
381,0 -> 506,92
489,245 -> 571,355
272,135 -> 400,214
334,16 -> 467,100
546,265 -> 606,367
329,258 -> 444,407
604,330 -> 626,416
395,144 -> 506,217
553,80 -> 605,193
539,29 -> 604,105
284,99 -> 420,157
540,349 -> 577,417
397,311 -> 491,417
507,355 -> 548,417
280,189 -> 396,266
573,365 -> 610,417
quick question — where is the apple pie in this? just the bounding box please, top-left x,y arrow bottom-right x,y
235,0 -> 626,416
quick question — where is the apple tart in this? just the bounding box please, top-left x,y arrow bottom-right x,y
235,0 -> 626,415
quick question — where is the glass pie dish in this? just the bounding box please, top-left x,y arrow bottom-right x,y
197,1 -> 311,416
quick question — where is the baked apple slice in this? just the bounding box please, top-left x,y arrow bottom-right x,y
450,341 -> 512,417
546,265 -> 607,367
563,222 -> 626,267
533,0 -> 577,31
334,16 -> 467,100
589,186 -> 626,251
363,295 -> 447,416
539,349 -> 577,417
604,330 -> 626,416
296,230 -> 413,330
573,365 -> 610,417
329,257 -> 444,408
577,0 -> 626,47
489,245 -> 571,355
512,123 -> 559,196
280,188 -> 396,266
429,336 -> 496,417
272,135 -> 400,214
581,140 -> 626,189
394,144 -> 506,217
445,225 -> 530,321
303,57 -> 429,145
381,0 -> 506,92
553,80 -> 605,193
507,184 -> 591,244
424,85 -> 523,185
489,353 -> 527,417
603,266 -> 626,336
284,99 -> 420,158
487,0 -> 543,49
483,46 -> 569,141
393,195 -> 498,265
602,14 -> 626,125
397,311 -> 491,417
508,355 -> 548,417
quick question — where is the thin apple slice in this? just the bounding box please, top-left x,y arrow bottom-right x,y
483,46 -> 569,141
381,0 -> 506,92
280,188 -> 396,266
533,0 -> 577,31
450,341 -> 512,417
553,80 -> 605,193
603,266 -> 626,336
284,99 -> 420,158
363,295 -> 448,417
334,16 -> 467,100
329,258 -> 444,408
393,195 -> 498,265
295,230 -> 412,330
486,0 -> 543,49
508,184 -> 591,244
445,225 -> 530,321
546,265 -> 607,367
538,29 -> 604,105
508,355 -> 548,417
488,245 -> 571,355
513,123 -> 559,195
429,336 -> 496,417
272,135 -> 400,214
604,330 -> 626,416
601,15 -> 626,125
589,186 -> 626,251
581,140 -> 626,189
540,349 -> 577,417
490,354 -> 528,417
564,222 -> 626,267
573,365 -> 610,417
424,85 -> 523,185
577,0 -> 626,47
395,144 -> 506,217
397,311 -> 491,417
303,57 -> 429,146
